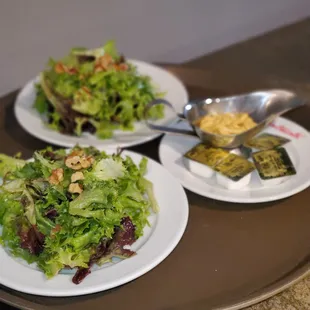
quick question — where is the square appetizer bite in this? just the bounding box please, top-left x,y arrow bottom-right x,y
214,153 -> 255,190
244,133 -> 290,150
252,147 -> 297,186
183,143 -> 229,178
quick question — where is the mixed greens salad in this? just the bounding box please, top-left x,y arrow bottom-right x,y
34,40 -> 165,139
0,146 -> 158,284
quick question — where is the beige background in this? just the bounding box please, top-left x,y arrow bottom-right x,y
0,0 -> 309,95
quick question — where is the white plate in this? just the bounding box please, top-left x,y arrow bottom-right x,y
159,117 -> 310,203
0,150 -> 189,296
14,60 -> 188,148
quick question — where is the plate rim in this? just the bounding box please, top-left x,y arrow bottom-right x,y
14,59 -> 188,149
159,116 -> 310,203
0,150 -> 189,297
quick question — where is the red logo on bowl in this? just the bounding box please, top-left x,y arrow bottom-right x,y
270,122 -> 304,139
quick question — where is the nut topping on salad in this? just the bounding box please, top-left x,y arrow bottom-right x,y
65,152 -> 94,170
48,168 -> 64,185
68,183 -> 83,194
71,171 -> 84,182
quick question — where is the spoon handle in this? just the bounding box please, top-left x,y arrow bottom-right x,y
144,98 -> 197,137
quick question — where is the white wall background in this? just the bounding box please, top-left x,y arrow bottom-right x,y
0,0 -> 309,95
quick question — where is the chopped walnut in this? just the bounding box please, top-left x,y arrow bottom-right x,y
54,62 -> 77,75
94,63 -> 104,72
48,168 -> 64,185
54,62 -> 65,73
65,153 -> 94,170
67,67 -> 78,75
65,155 -> 83,170
68,183 -> 83,194
81,156 -> 94,168
99,54 -> 113,69
71,171 -> 84,182
116,63 -> 129,71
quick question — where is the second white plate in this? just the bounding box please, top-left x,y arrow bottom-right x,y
14,60 -> 188,149
159,117 -> 310,203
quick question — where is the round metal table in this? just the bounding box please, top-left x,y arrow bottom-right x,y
0,65 -> 309,310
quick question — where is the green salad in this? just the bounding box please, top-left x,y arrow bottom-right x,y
0,146 -> 158,284
34,40 -> 165,139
